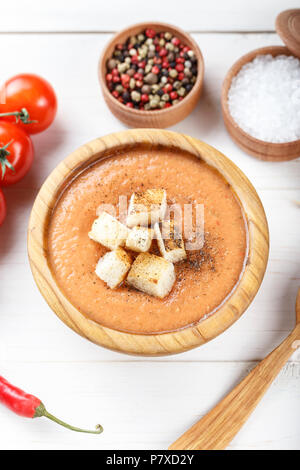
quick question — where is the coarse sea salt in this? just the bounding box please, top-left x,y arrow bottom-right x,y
228,54 -> 300,143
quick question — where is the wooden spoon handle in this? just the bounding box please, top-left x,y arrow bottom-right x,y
169,325 -> 300,450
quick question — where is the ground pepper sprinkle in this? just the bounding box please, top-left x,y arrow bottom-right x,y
105,29 -> 198,110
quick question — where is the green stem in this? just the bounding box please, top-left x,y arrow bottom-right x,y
34,403 -> 103,435
0,108 -> 37,124
0,140 -> 15,178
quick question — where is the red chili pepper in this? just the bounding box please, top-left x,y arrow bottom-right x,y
0,376 -> 103,434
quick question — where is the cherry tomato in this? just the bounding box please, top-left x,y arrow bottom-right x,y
0,122 -> 34,185
0,74 -> 57,134
0,188 -> 6,225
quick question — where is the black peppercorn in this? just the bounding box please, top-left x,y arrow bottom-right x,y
122,91 -> 130,102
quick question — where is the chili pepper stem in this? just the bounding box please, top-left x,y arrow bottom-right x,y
34,403 -> 103,435
0,108 -> 37,124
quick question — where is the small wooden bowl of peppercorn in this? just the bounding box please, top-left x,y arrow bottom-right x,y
98,22 -> 204,128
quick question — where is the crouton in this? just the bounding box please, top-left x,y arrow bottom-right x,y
126,189 -> 167,227
126,226 -> 154,253
89,211 -> 130,250
127,253 -> 175,299
154,219 -> 187,263
95,248 -> 132,289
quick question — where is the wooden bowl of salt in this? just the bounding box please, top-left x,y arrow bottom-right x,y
222,9 -> 300,161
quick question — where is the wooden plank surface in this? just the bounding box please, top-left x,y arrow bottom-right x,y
0,0 -> 298,32
0,24 -> 299,449
1,362 -> 300,450
1,31 -> 299,361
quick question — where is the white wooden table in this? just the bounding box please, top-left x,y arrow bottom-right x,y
0,0 -> 299,450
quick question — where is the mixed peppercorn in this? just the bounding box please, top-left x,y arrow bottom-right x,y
105,29 -> 198,110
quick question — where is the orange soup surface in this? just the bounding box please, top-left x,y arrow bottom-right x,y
48,147 -> 247,334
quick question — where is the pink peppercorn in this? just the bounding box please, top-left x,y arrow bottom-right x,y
153,56 -> 162,64
163,84 -> 172,93
152,65 -> 160,74
106,73 -> 113,82
112,76 -> 120,83
164,102 -> 172,108
178,72 -> 185,80
134,72 -> 143,81
121,74 -> 130,84
145,28 -> 156,38
172,37 -> 180,46
126,102 -> 134,108
170,91 -> 178,100
112,90 -> 119,98
141,94 -> 149,103
159,48 -> 167,57
175,63 -> 184,72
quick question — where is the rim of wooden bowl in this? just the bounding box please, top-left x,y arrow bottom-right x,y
222,45 -> 300,161
27,129 -> 269,356
98,22 -> 204,128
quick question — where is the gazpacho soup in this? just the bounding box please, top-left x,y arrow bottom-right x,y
48,146 -> 248,334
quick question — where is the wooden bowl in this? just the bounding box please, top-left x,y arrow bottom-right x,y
27,129 -> 269,356
98,22 -> 204,128
222,46 -> 300,161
